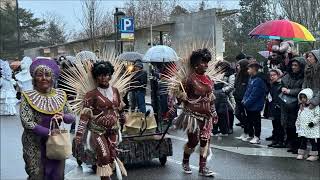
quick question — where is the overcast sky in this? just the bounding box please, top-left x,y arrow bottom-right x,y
19,0 -> 240,32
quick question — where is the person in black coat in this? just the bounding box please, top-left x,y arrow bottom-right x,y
212,61 -> 235,135
280,56 -> 305,153
130,60 -> 148,113
234,59 -> 250,140
267,69 -> 285,148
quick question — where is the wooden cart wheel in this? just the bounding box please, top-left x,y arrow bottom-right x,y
76,159 -> 82,166
92,165 -> 97,173
159,156 -> 167,166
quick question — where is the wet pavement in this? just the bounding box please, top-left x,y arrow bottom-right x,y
1,106 -> 319,180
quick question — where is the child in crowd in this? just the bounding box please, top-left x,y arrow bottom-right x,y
241,61 -> 267,144
296,88 -> 320,161
267,69 -> 285,148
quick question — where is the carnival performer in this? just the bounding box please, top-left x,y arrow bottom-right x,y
20,58 -> 75,179
0,59 -> 18,115
15,56 -> 33,92
174,48 -> 218,177
74,61 -> 127,180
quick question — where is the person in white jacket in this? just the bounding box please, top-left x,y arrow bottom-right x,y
15,56 -> 33,92
296,88 -> 320,161
0,59 -> 18,115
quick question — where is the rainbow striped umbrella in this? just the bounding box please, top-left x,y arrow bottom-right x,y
249,20 -> 316,42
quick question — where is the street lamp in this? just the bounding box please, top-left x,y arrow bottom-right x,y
16,0 -> 22,59
114,8 -> 125,55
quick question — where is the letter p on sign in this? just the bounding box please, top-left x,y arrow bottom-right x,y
120,17 -> 134,33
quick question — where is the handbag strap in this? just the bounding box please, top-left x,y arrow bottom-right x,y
49,118 -> 61,136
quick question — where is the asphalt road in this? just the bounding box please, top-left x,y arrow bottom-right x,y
1,106 -> 319,180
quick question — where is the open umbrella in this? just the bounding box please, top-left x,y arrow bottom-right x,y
117,52 -> 143,62
143,45 -> 179,63
66,56 -> 76,64
249,20 -> 316,42
75,51 -> 97,63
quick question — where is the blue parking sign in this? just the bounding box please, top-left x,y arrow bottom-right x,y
120,17 -> 134,33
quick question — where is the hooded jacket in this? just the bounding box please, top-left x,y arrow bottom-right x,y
269,80 -> 282,119
214,67 -> 235,113
296,88 -> 320,139
281,57 -> 305,103
242,74 -> 267,112
302,50 -> 320,106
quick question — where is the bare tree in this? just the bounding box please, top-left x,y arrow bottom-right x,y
269,0 -> 320,39
42,11 -> 68,43
124,0 -> 177,28
99,12 -> 114,36
77,0 -> 104,51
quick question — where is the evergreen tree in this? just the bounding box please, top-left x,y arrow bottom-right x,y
0,4 -> 46,59
45,21 -> 66,45
199,0 -> 206,11
223,0 -> 270,61
239,0 -> 268,39
170,5 -> 189,17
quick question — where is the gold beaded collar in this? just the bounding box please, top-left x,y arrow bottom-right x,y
22,89 -> 67,115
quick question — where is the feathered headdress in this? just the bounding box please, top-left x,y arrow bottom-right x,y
161,40 -> 225,98
59,50 -> 136,114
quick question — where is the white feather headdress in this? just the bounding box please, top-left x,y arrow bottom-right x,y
60,50 -> 135,114
161,41 -> 225,97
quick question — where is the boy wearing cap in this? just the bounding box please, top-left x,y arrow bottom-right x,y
242,61 -> 267,144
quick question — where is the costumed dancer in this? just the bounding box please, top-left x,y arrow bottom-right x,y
74,61 -> 127,180
15,56 -> 33,92
20,58 -> 75,179
174,48 -> 218,177
0,59 -> 18,115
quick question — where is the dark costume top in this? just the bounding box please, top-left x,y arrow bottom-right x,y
75,87 -> 126,177
175,73 -> 217,140
76,87 -> 123,136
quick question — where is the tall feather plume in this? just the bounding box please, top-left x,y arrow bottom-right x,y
60,50 -> 136,114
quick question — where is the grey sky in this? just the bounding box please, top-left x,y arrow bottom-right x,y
19,0 -> 239,32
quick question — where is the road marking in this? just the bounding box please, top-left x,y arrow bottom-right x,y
166,135 -> 296,158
